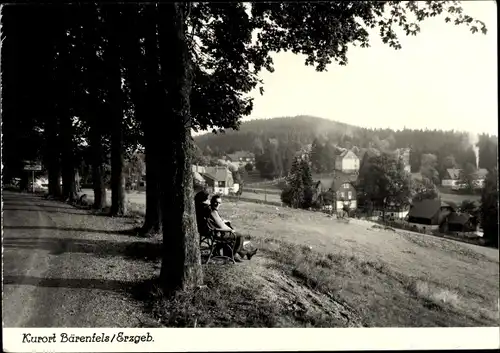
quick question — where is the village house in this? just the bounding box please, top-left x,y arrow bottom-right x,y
442,168 -> 488,188
441,168 -> 461,187
443,212 -> 478,234
197,165 -> 236,196
405,199 -> 455,231
370,203 -> 410,220
225,151 -> 255,169
313,173 -> 357,211
334,150 -> 360,174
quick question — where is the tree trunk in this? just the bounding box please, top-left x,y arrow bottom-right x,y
125,4 -> 163,235
110,113 -> 126,216
104,6 -> 126,216
60,115 -> 78,202
48,162 -> 62,198
46,118 -> 62,198
158,3 -> 203,293
142,143 -> 162,235
90,124 -> 107,209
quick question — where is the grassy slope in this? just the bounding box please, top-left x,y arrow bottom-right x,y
207,201 -> 499,327
79,190 -> 499,327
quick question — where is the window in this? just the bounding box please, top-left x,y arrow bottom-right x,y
340,192 -> 345,199
218,181 -> 226,187
343,183 -> 349,189
348,191 -> 352,200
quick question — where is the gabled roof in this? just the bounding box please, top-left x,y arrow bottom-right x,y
408,199 -> 441,219
445,168 -> 461,180
337,149 -> 359,161
331,174 -> 356,191
445,168 -> 488,180
193,171 -> 205,183
203,166 -> 231,182
314,171 -> 358,192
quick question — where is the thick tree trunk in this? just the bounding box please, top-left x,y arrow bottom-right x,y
92,163 -> 107,209
104,6 -> 126,216
48,164 -> 62,197
110,114 -> 126,216
158,3 -> 203,293
61,162 -> 78,202
90,124 -> 107,209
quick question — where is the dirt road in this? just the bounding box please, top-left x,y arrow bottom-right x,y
2,191 -> 158,327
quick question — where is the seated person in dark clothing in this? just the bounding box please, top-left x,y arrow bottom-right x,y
194,189 -> 211,232
207,194 -> 258,262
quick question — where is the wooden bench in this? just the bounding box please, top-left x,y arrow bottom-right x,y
199,216 -> 237,264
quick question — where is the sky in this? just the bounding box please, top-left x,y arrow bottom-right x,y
240,0 -> 498,136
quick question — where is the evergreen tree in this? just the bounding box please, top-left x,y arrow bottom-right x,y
300,159 -> 314,209
281,157 -> 305,208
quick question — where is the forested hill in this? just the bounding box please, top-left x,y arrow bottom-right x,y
194,116 -> 358,153
194,115 -> 498,173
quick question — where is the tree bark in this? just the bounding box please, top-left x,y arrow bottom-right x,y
90,124 -> 107,209
104,6 -> 126,216
158,3 -> 203,293
109,106 -> 126,216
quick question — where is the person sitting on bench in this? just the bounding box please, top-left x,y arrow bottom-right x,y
208,194 -> 257,262
194,189 -> 211,230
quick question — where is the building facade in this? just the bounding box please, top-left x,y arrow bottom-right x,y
335,150 -> 360,174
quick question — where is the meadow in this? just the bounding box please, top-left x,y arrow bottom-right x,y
81,189 -> 499,327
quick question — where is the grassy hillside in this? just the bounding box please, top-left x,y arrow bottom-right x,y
130,199 -> 498,327
78,190 -> 498,327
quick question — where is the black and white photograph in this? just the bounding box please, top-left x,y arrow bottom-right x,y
1,1 -> 498,351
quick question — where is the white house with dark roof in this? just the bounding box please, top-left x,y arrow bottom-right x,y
334,150 -> 360,174
441,168 -> 462,187
199,166 -> 236,195
441,168 -> 488,188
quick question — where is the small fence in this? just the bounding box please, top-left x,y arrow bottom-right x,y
244,187 -> 282,195
224,194 -> 283,207
246,176 -> 287,187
